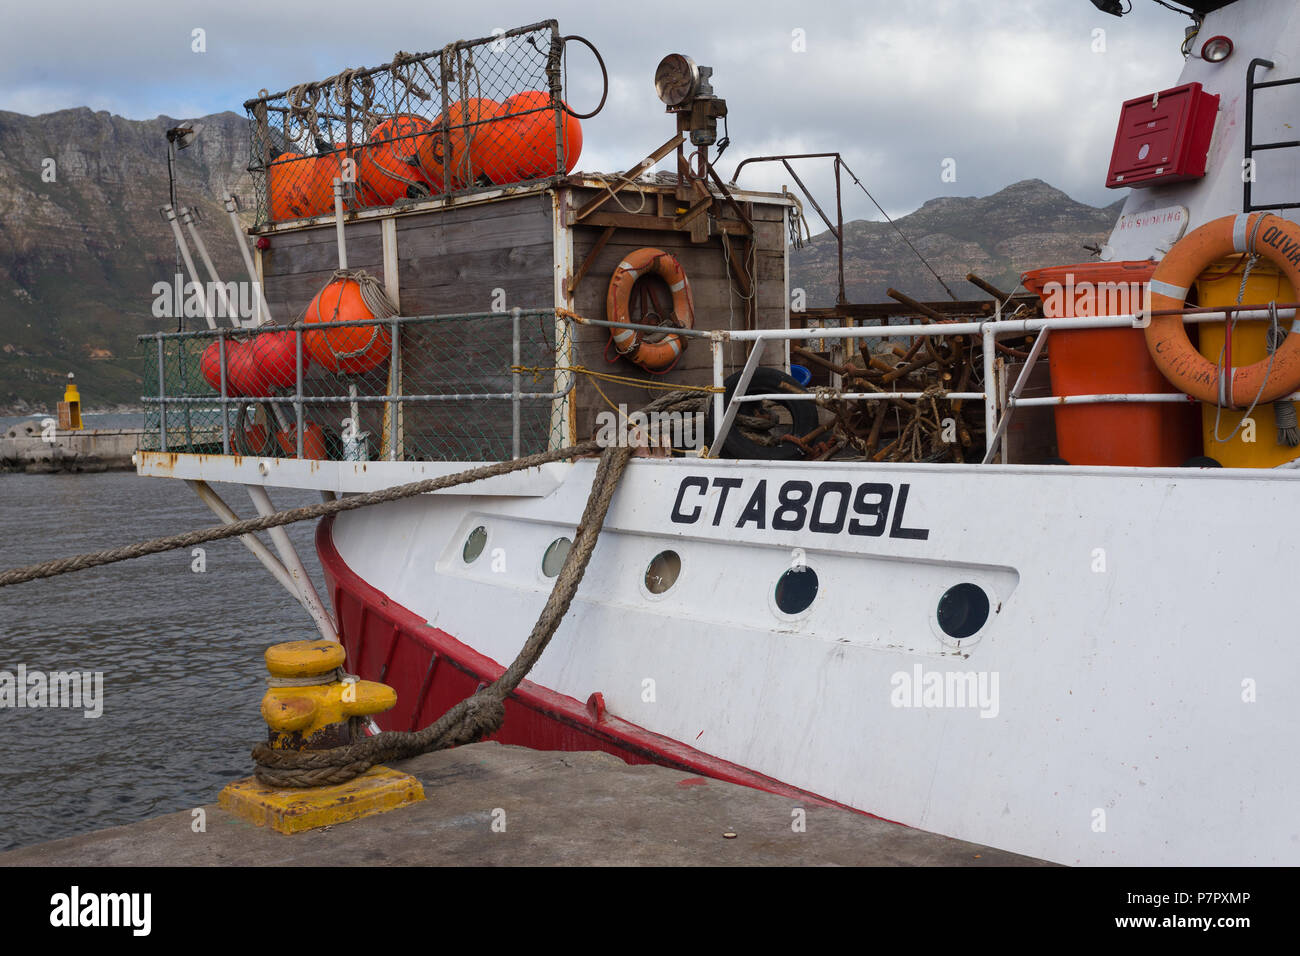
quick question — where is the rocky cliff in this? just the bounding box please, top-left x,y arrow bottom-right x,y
0,108 -> 252,412
0,107 -> 1125,412
789,179 -> 1124,306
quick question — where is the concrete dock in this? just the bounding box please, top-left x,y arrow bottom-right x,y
0,743 -> 1049,866
1,420 -> 142,473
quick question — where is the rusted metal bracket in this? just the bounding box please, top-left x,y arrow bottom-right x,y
566,225 -> 616,296
706,166 -> 754,235
570,133 -> 685,224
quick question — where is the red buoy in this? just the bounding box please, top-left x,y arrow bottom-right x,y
200,341 -> 226,393
227,341 -> 263,396
250,331 -> 302,390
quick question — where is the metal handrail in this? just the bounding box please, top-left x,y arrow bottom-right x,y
145,308 -> 571,460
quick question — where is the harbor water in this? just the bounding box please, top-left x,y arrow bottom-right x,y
0,415 -> 326,850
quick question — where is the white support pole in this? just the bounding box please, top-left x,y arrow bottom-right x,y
224,195 -> 273,326
381,216 -> 402,460
246,484 -> 339,642
333,179 -> 348,270
187,480 -> 338,642
982,323 -> 997,449
710,332 -> 726,447
180,207 -> 238,328
162,204 -> 216,331
707,338 -> 766,459
983,327 -> 1052,465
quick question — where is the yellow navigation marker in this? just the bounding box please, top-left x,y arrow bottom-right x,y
219,639 -> 423,834
58,374 -> 82,431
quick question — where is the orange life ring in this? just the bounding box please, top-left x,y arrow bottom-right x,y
605,248 -> 695,373
1146,212 -> 1300,407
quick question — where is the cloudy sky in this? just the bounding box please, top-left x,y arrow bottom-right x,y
0,0 -> 1196,220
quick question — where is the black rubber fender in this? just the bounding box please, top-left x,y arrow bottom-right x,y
706,367 -> 818,460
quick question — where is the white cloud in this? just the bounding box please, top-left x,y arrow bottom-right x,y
0,0 -> 1194,218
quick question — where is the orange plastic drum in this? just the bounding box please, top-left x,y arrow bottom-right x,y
1022,260 -> 1201,466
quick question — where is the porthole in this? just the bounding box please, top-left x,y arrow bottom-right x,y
644,550 -> 681,594
937,583 -> 990,639
774,567 -> 818,615
462,526 -> 487,563
542,536 -> 572,577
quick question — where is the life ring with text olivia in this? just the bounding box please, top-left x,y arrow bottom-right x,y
1145,212 -> 1300,408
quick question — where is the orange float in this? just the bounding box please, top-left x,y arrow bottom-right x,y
415,98 -> 503,191
269,152 -> 322,220
357,115 -> 435,206
605,248 -> 694,373
486,90 -> 582,183
1145,212 -> 1300,408
304,277 -> 392,375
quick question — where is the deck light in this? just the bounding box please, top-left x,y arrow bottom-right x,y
1201,35 -> 1233,62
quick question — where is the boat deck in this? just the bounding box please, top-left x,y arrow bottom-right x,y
0,742 -> 1048,867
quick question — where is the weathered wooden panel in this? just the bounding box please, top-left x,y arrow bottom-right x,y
253,185 -> 791,458
566,198 -> 789,442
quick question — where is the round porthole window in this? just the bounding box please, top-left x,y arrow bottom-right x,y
937,583 -> 990,639
645,550 -> 681,594
774,567 -> 818,615
462,526 -> 487,563
542,536 -> 572,577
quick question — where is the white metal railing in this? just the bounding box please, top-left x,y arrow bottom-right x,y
563,302 -> 1300,464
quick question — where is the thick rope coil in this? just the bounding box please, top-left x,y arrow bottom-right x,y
252,443 -> 633,787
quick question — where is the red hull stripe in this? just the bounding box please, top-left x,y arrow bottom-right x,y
316,516 -> 889,820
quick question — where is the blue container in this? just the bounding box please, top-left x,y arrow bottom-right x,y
789,364 -> 812,387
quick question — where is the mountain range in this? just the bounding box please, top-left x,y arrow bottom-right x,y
0,108 -> 1122,412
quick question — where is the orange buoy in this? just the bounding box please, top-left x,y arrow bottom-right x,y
268,152 -> 308,220
605,248 -> 694,373
268,151 -> 333,220
1146,212 -> 1300,407
415,98 -> 502,191
487,91 -> 582,183
357,115 -> 435,206
304,277 -> 392,375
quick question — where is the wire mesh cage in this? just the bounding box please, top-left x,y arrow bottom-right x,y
245,20 -> 586,226
140,310 -> 573,462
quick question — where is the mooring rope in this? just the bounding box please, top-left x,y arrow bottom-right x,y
253,442 -> 633,787
0,392 -> 705,785
0,441 -> 599,589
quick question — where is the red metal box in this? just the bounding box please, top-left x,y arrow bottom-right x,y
1105,81 -> 1219,189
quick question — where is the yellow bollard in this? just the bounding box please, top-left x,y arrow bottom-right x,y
57,374 -> 82,431
219,640 -> 424,834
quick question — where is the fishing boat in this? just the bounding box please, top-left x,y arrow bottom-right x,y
137,2 -> 1300,865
